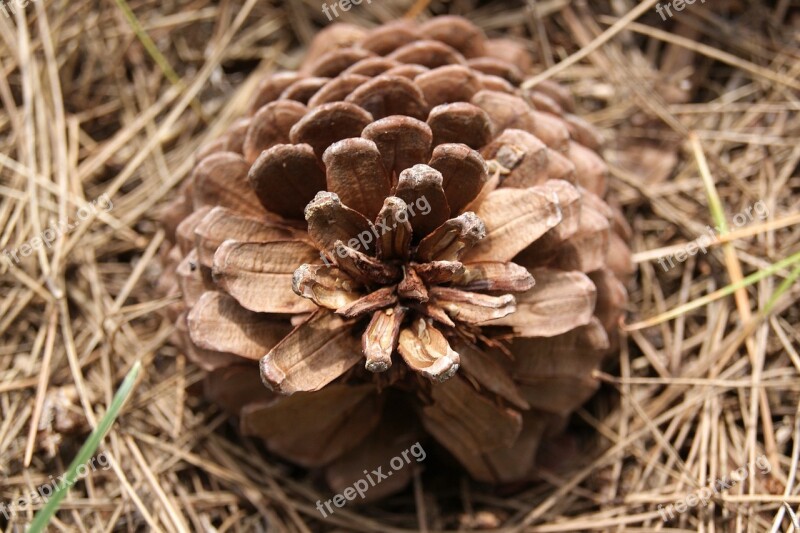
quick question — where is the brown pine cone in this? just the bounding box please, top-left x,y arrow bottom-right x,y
158,16 -> 633,491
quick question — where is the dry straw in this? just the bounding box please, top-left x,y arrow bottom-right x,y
1,0 -> 798,531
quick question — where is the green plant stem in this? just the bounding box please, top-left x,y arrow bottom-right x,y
27,361 -> 141,532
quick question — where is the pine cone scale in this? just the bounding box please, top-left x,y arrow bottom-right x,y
213,239 -> 318,314
260,311 -> 362,395
323,138 -> 392,220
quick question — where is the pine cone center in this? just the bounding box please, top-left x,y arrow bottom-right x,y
291,168 -> 535,380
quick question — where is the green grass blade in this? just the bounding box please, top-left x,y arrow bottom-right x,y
27,361 -> 142,533
691,132 -> 729,234
764,263 -> 800,315
626,250 -> 800,330
110,0 -> 206,121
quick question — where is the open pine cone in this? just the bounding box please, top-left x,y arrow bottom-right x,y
158,16 -> 633,492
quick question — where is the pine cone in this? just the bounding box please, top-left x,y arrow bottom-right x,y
159,16 -> 632,490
